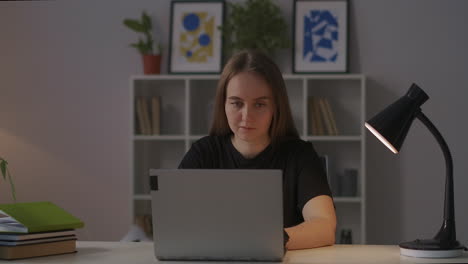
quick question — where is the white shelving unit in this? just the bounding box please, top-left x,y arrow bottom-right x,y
130,74 -> 367,244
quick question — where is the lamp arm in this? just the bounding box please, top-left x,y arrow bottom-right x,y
416,111 -> 456,243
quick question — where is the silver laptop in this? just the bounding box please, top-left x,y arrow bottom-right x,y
149,169 -> 284,261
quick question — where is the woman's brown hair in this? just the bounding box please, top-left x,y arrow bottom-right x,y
209,50 -> 299,143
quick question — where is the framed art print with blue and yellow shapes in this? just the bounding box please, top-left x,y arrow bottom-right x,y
169,1 -> 224,74
293,0 -> 348,73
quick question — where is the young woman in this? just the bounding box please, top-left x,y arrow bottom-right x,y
179,50 -> 336,250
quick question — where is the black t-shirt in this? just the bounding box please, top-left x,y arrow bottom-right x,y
178,135 -> 332,228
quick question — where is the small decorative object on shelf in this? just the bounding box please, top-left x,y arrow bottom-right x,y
339,229 -> 353,244
293,0 -> 349,73
219,0 -> 289,58
123,11 -> 162,74
169,1 -> 224,74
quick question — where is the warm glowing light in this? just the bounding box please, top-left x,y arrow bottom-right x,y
365,122 -> 399,154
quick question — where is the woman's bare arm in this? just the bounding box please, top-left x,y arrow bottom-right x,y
284,195 -> 336,250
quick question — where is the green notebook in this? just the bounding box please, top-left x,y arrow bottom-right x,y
0,201 -> 84,233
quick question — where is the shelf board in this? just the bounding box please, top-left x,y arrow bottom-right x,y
132,74 -> 365,81
334,197 -> 362,203
134,194 -> 151,200
132,195 -> 361,203
303,135 -> 361,142
282,73 -> 364,80
132,74 -> 220,81
133,135 -> 186,141
138,135 -> 363,142
188,135 -> 206,140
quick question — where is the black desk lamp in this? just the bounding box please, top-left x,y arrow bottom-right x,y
365,84 -> 464,258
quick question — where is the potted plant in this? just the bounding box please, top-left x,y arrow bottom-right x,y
0,157 -> 16,201
123,11 -> 162,74
219,0 -> 289,57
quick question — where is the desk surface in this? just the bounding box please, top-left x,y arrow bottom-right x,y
2,241 -> 468,264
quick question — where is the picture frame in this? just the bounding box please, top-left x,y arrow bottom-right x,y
293,0 -> 349,73
169,1 -> 224,74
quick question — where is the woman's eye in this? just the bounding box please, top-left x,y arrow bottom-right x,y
255,103 -> 266,108
231,102 -> 242,107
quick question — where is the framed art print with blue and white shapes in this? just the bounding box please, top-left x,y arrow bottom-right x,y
169,1 -> 224,74
293,0 -> 348,73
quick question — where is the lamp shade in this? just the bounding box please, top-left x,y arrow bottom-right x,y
365,84 -> 429,153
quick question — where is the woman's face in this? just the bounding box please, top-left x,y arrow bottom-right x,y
225,72 -> 275,144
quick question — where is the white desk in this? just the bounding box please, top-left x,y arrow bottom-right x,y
3,241 -> 468,264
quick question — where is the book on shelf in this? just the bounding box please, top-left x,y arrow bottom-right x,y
0,239 -> 76,260
308,97 -> 318,135
135,96 -> 161,135
0,201 -> 84,234
141,97 -> 152,135
313,97 -> 326,135
322,98 -> 339,135
136,97 -> 150,135
308,96 -> 338,136
143,97 -> 153,135
318,98 -> 333,136
136,97 -> 146,135
151,96 -> 161,135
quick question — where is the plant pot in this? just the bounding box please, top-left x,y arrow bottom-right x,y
142,54 -> 161,74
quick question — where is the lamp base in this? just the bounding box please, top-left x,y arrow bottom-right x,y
399,239 -> 464,258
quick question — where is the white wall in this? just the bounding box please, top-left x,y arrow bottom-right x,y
1,0 -> 467,244
0,0 -> 170,240
350,0 -> 468,244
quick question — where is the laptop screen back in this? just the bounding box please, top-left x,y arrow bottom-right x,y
149,169 -> 284,261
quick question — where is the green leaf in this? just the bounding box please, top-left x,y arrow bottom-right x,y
7,169 -> 16,202
123,19 -> 145,33
123,11 -> 157,55
221,0 -> 289,56
0,159 -> 16,201
0,160 -> 6,180
142,11 -> 152,31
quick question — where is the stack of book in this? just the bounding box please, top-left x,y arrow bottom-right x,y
136,96 -> 161,135
308,96 -> 339,136
0,201 -> 84,260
